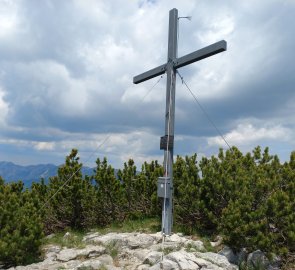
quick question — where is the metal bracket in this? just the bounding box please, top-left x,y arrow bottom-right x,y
160,135 -> 174,150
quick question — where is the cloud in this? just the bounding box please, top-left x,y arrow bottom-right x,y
0,0 -> 295,167
33,141 -> 55,151
0,87 -> 9,127
207,121 -> 292,148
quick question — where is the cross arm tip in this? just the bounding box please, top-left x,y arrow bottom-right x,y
219,40 -> 227,51
133,64 -> 166,84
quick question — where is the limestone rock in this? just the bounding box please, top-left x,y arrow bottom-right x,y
143,251 -> 162,265
195,251 -> 238,270
88,232 -> 127,247
42,244 -> 61,261
45,233 -> 55,240
8,231 -> 243,270
149,241 -> 182,252
166,233 -> 189,244
160,259 -> 179,270
218,246 -> 237,264
209,236 -> 222,248
247,250 -> 270,269
149,232 -> 163,243
56,245 -> 105,262
61,259 -> 81,269
126,233 -> 155,249
75,258 -> 102,269
97,254 -> 114,265
131,249 -> 151,261
186,240 -> 206,252
63,232 -> 71,239
82,232 -> 101,243
166,250 -> 201,269
136,264 -> 150,270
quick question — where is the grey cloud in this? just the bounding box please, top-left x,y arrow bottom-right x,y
1,0 -> 295,167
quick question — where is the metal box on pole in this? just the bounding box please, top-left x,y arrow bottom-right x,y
157,177 -> 172,198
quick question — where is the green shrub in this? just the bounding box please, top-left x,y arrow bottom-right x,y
44,149 -> 97,232
220,148 -> 295,255
0,181 -> 43,267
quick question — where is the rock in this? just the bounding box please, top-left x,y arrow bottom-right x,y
166,233 -> 188,244
160,259 -> 179,270
63,232 -> 71,239
149,263 -> 162,270
186,240 -> 206,252
149,232 -> 163,243
149,241 -> 182,252
210,235 -> 223,247
43,244 -> 61,254
126,233 -> 155,249
56,245 -> 105,262
166,250 -> 201,269
193,257 -> 220,269
83,232 -> 101,243
195,252 -> 238,270
218,246 -> 237,264
117,249 -> 143,268
88,232 -> 127,249
42,244 -> 61,260
131,249 -> 151,261
97,254 -> 114,265
268,254 -> 282,270
136,264 -> 150,270
45,233 -> 55,240
76,258 -> 102,269
143,251 -> 162,265
56,248 -> 80,262
9,231 -> 243,270
236,248 -> 247,265
62,259 -> 82,269
104,266 -> 121,270
247,250 -> 270,269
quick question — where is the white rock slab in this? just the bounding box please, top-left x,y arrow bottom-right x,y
56,245 -> 105,262
143,251 -> 162,265
166,251 -> 201,269
195,252 -> 238,270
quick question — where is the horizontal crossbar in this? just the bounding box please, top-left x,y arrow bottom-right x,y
174,40 -> 227,69
133,40 -> 227,84
133,64 -> 166,84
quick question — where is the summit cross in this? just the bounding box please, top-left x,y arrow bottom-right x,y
133,8 -> 227,235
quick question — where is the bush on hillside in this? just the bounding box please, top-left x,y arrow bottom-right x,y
43,149 -> 96,232
0,180 -> 43,267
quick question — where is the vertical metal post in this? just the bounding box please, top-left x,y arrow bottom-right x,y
162,8 -> 178,235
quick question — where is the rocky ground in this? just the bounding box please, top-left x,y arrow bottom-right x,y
6,232 -> 280,270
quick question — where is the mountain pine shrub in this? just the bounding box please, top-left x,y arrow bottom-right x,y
0,181 -> 43,267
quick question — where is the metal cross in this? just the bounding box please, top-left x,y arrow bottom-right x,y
133,8 -> 227,235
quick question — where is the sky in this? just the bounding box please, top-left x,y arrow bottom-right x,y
0,0 -> 295,169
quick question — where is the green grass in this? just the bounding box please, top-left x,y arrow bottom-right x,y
94,217 -> 161,235
105,241 -> 119,259
44,229 -> 86,249
157,245 -> 182,255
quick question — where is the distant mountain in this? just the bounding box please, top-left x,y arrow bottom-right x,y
0,161 -> 95,188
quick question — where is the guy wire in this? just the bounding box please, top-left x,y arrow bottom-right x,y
176,70 -> 233,153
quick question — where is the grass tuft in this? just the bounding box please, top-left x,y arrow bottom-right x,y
44,230 -> 86,249
95,217 -> 161,235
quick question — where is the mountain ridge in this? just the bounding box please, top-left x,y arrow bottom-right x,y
0,161 -> 95,188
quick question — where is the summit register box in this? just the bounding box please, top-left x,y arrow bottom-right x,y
157,177 -> 172,199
